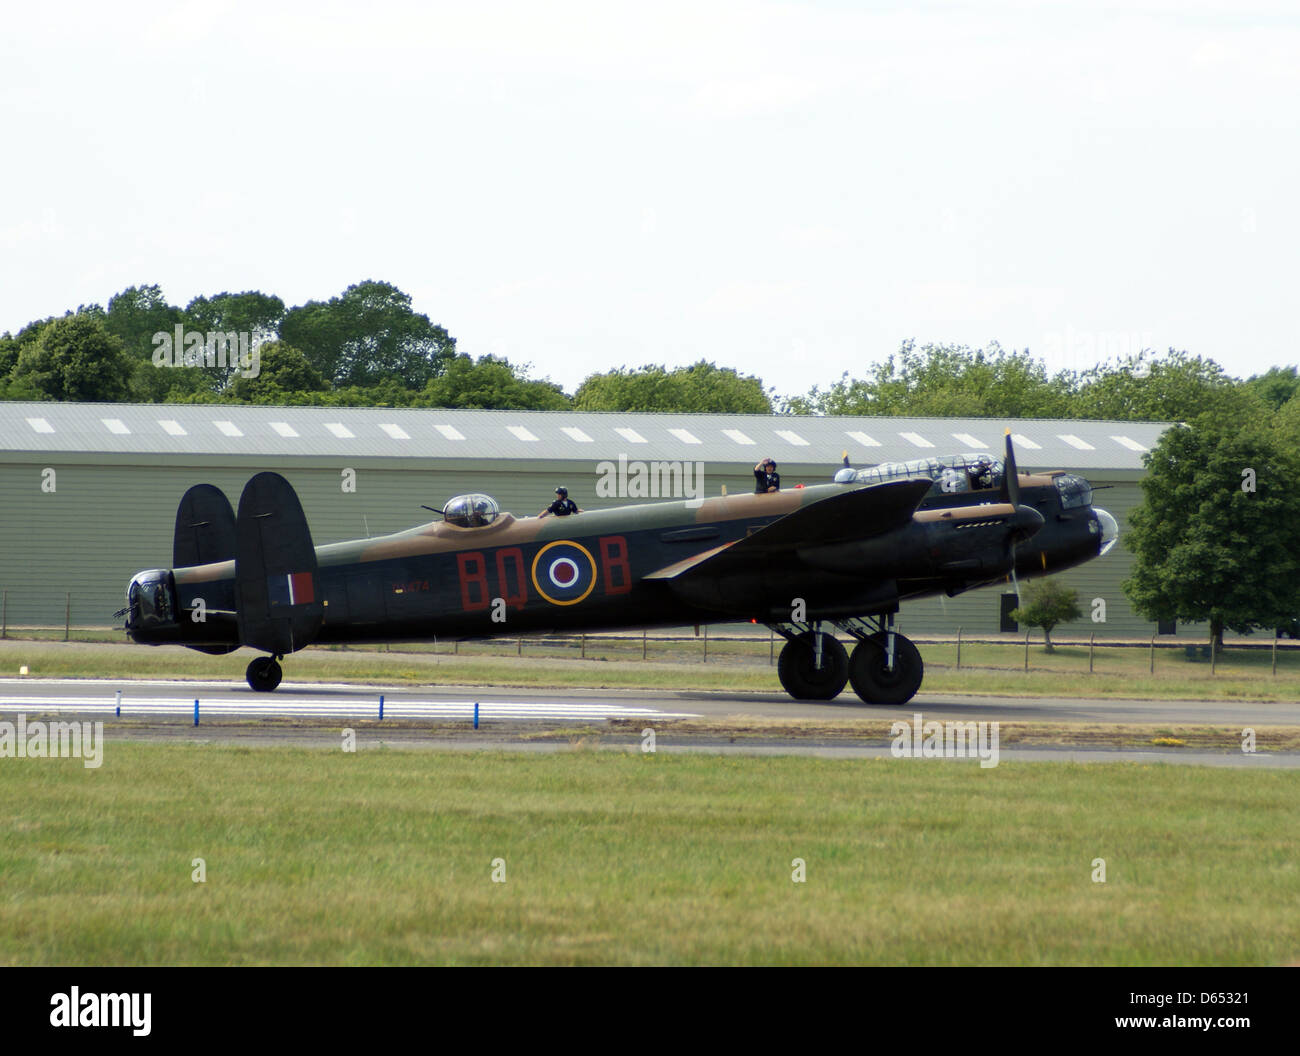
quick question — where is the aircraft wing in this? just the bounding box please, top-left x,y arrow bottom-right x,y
645,477 -> 933,581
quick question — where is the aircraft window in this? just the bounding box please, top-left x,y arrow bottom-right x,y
1054,474 -> 1092,509
442,493 -> 501,527
842,454 -> 1004,495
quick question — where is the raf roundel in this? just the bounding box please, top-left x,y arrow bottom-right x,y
530,540 -> 598,606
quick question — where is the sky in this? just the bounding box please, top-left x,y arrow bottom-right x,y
2,1 -> 1297,402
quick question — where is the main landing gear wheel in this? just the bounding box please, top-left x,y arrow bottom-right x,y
848,633 -> 924,706
246,655 -> 283,692
777,632 -> 849,700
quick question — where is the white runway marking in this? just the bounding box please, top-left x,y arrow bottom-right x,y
0,691 -> 698,722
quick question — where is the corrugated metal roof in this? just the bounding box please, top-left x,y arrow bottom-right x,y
0,401 -> 1171,470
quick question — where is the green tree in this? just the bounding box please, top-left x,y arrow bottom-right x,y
0,316 -> 56,379
574,360 -> 772,413
1070,349 -> 1264,423
807,341 -> 1074,418
1273,393 -> 1300,449
279,280 -> 456,389
226,342 -> 327,403
103,284 -> 185,399
417,354 -> 570,410
12,313 -> 133,401
1244,365 -> 1300,413
1009,579 -> 1083,652
183,290 -> 285,337
182,290 -> 286,393
1123,417 -> 1300,651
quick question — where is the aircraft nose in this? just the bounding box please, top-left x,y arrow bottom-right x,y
1095,508 -> 1119,556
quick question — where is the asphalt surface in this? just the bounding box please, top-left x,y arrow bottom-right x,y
2,676 -> 1298,767
1,675 -> 1298,725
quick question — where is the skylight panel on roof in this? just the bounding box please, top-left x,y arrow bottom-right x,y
325,423 -> 355,439
845,430 -> 881,447
775,429 -> 809,446
561,427 -> 594,442
507,425 -> 539,442
667,428 -> 701,445
722,429 -> 755,445
102,418 -> 130,435
1111,435 -> 1148,452
26,417 -> 54,434
1010,433 -> 1041,450
615,428 -> 647,444
1058,434 -> 1094,451
270,422 -> 299,438
158,419 -> 187,437
380,423 -> 411,440
434,424 -> 465,440
214,420 -> 243,437
952,433 -> 987,449
899,431 -> 933,448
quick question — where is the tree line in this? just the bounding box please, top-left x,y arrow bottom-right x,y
5,280 -> 1298,422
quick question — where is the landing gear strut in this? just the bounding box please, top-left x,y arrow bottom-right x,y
840,614 -> 923,706
773,622 -> 848,700
246,654 -> 283,692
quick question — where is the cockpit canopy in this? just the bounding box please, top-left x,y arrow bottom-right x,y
1053,473 -> 1093,509
442,493 -> 501,528
835,453 -> 1005,497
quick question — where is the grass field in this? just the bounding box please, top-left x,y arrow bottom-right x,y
2,633 -> 1299,702
2,743 -> 1298,965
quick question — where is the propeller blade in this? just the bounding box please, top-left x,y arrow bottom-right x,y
999,429 -> 1021,507
1001,429 -> 1026,599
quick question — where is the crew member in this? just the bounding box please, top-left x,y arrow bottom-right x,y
754,458 -> 780,494
540,486 -> 581,517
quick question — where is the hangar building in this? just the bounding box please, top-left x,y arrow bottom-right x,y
0,401 -> 1176,638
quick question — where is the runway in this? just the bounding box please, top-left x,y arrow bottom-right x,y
4,678 -> 1300,769
1,676 -> 1298,726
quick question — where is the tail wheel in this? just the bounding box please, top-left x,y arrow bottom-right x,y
246,655 -> 283,693
777,632 -> 849,700
849,633 -> 923,706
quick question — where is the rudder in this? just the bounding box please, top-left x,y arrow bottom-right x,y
234,472 -> 323,655
173,484 -> 237,568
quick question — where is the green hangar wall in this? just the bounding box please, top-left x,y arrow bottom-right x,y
0,402 -> 1178,638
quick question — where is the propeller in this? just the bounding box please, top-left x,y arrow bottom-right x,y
998,429 -> 1037,606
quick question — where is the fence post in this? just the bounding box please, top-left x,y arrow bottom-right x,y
643,629 -> 648,661
703,624 -> 708,663
1,589 -> 6,639
1273,634 -> 1278,676
581,634 -> 586,659
65,592 -> 71,641
1089,633 -> 1094,674
956,627 -> 962,670
1211,636 -> 1217,675
769,629 -> 775,665
1150,635 -> 1155,675
517,636 -> 523,656
1024,630 -> 1030,672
